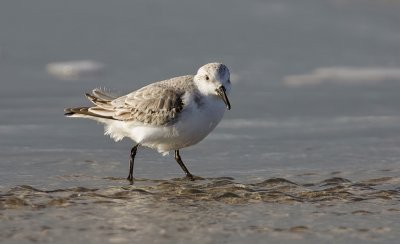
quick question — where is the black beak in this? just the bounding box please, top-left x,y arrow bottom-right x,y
216,86 -> 231,110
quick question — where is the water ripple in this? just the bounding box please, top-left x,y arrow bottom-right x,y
1,176 -> 399,209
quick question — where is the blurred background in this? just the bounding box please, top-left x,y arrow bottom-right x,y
1,0 -> 400,183
1,1 -> 400,243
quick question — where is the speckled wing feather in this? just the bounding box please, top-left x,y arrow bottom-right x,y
86,75 -> 195,126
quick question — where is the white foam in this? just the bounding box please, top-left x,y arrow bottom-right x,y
46,60 -> 105,80
220,116 -> 400,129
283,67 -> 400,86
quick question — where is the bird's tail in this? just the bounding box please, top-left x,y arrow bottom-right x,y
65,88 -> 118,120
64,107 -> 113,120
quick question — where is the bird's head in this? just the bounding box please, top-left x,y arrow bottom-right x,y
194,62 -> 231,110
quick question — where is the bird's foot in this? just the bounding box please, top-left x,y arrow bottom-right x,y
185,174 -> 205,181
127,175 -> 134,184
186,174 -> 195,181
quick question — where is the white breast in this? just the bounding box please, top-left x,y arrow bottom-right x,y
172,96 -> 226,147
103,94 -> 226,155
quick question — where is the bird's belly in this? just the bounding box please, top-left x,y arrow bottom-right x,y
173,107 -> 224,147
133,102 -> 225,153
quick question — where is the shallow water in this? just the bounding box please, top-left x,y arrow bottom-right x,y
1,0 -> 400,243
1,174 -> 399,243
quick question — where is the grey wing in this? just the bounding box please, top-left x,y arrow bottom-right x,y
85,88 -> 118,109
87,83 -> 185,125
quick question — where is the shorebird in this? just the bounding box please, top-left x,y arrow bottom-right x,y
65,62 -> 231,181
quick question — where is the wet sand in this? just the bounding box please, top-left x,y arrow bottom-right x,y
1,171 -> 400,243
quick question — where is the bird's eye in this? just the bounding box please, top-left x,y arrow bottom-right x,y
205,75 -> 209,80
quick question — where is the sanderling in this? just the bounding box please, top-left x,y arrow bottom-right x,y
65,63 -> 232,181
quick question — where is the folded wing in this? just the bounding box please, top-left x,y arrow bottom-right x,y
66,83 -> 185,126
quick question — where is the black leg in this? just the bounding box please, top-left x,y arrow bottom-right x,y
127,144 -> 139,181
174,150 -> 194,180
